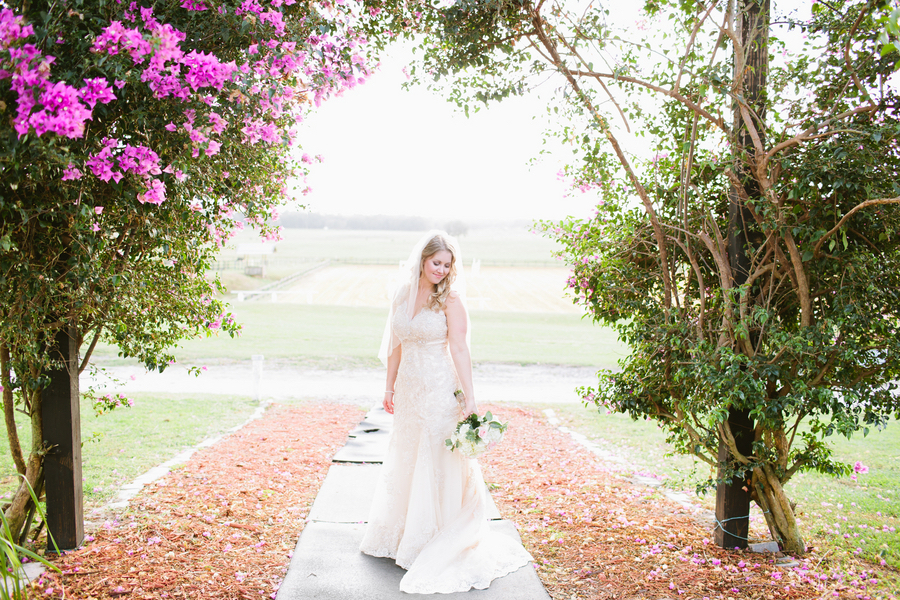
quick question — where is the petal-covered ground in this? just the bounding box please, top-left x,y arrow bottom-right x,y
38,402 -> 898,599
479,405 -> 899,600
39,403 -> 364,599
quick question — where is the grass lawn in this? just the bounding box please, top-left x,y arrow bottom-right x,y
549,403 -> 900,568
91,304 -> 628,369
0,393 -> 259,507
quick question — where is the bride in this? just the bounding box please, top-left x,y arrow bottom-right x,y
359,231 -> 532,594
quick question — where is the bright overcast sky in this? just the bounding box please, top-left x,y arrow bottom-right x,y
292,0 -> 830,223
294,47 -> 579,222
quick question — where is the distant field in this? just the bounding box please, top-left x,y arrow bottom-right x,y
94,227 -> 627,367
91,304 -> 628,369
216,227 -> 562,265
214,227 -> 580,314
238,264 -> 580,314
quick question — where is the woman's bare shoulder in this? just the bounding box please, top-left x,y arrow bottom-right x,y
443,291 -> 466,317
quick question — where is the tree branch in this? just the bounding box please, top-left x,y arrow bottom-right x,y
672,237 -> 707,340
764,105 -> 877,162
779,228 -> 812,327
1,345 -> 26,475
813,196 -> 900,257
844,0 -> 875,103
554,34 -> 631,132
530,8 -> 674,311
674,0 -> 721,93
566,69 -> 728,133
78,326 -> 103,374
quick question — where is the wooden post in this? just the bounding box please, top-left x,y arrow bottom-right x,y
715,409 -> 754,548
716,0 -> 769,550
42,325 -> 84,551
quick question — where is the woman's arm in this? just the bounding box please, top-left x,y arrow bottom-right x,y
446,292 -> 477,416
383,344 -> 401,414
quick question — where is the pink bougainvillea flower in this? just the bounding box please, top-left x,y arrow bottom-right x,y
79,77 -> 117,109
180,0 -> 209,10
62,164 -> 83,180
94,206 -> 104,214
137,178 -> 166,205
853,461 -> 869,474
205,139 -> 221,156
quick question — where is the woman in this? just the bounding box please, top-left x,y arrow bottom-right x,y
359,231 -> 532,594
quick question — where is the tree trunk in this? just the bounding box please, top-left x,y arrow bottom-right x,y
752,465 -> 805,555
4,453 -> 42,543
1,344 -> 27,476
3,387 -> 44,544
716,0 -> 770,551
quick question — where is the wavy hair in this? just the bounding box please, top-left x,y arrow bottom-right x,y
420,234 -> 458,311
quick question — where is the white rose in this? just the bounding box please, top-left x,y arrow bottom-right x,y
462,438 -> 484,458
485,426 -> 504,445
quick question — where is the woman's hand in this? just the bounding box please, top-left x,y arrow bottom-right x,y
463,398 -> 477,418
383,392 -> 394,415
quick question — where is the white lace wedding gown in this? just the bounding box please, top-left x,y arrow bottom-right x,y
359,302 -> 532,594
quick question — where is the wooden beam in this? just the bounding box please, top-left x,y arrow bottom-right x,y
715,0 -> 769,551
42,325 -> 84,551
715,408 -> 754,548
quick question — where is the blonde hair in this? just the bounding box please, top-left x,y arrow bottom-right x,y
420,234 -> 457,311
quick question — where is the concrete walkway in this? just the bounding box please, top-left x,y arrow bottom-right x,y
89,361 -> 599,406
276,407 -> 550,599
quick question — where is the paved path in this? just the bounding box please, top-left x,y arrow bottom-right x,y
275,407 -> 550,599
87,361 -> 597,406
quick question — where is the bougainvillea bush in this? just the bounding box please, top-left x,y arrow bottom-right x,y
0,0 -> 373,541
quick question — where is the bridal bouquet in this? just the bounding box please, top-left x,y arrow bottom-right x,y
445,410 -> 508,458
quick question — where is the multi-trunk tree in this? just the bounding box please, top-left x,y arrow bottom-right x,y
1,0 -> 373,544
364,0 -> 900,555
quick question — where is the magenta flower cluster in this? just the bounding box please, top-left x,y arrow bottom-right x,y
93,392 -> 134,416
4,0 -> 371,256
1,8 -> 116,138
